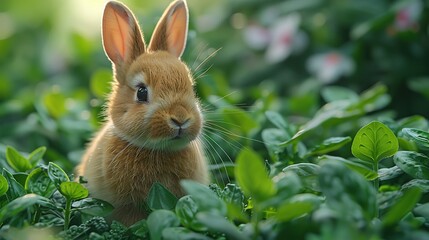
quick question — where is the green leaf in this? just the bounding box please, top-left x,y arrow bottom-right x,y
147,182 -> 178,211
262,128 -> 289,161
0,193 -> 52,223
319,155 -> 378,180
414,202 -> 429,219
319,161 -> 376,220
398,137 -> 418,152
13,173 -> 28,187
3,169 -> 25,200
175,195 -> 206,231
162,227 -> 212,240
28,146 -> 46,167
283,163 -> 320,177
180,180 -> 226,216
0,175 -> 8,196
235,148 -> 275,202
25,168 -> 56,197
401,179 -> 429,193
382,187 -> 422,227
47,162 -> 70,188
5,146 -> 32,172
90,69 -> 112,99
308,137 -> 352,156
220,107 -> 259,135
72,198 -> 114,216
378,166 -> 403,181
43,91 -> 66,118
393,151 -> 429,179
402,128 -> 429,149
397,115 -> 428,131
350,84 -> 390,112
147,210 -> 180,240
276,194 -> 322,222
129,219 -> 149,238
226,202 -> 249,223
196,212 -> 246,240
351,121 -> 399,163
265,111 -> 288,130
281,101 -> 359,146
282,85 -> 390,146
220,184 -> 247,222
59,182 -> 88,200
283,163 -> 319,192
221,183 -> 244,210
270,171 -> 302,204
321,86 -> 359,102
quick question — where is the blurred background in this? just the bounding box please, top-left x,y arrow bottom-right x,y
0,0 -> 428,175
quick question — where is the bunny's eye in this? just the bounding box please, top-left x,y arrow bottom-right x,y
136,86 -> 148,103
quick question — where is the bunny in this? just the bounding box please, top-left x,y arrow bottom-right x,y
75,0 -> 209,226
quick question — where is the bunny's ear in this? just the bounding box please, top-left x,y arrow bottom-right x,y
148,0 -> 189,58
102,1 -> 146,66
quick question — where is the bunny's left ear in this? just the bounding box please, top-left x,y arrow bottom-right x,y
148,0 -> 189,58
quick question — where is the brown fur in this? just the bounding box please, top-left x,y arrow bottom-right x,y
76,0 -> 208,226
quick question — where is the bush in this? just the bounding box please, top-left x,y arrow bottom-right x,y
0,0 -> 428,239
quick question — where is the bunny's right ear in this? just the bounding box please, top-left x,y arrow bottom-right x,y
102,1 -> 146,66
148,0 -> 189,58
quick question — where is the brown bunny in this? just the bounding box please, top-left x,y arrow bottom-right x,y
76,0 -> 209,225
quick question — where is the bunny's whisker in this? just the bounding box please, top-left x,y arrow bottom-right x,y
194,63 -> 214,81
200,134 -> 231,186
190,42 -> 209,71
194,47 -> 222,73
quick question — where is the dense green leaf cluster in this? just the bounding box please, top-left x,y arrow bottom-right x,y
1,0 -> 429,239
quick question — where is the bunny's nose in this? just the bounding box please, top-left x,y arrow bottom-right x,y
170,117 -> 190,129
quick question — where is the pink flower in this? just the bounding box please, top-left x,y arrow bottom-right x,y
243,24 -> 270,50
243,13 -> 307,63
307,52 -> 355,84
390,0 -> 422,33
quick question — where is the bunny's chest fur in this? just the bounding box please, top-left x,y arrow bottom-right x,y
102,137 -> 198,204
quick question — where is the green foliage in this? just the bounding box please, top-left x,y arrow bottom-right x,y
59,182 -> 88,201
382,187 -> 422,227
394,151 -> 429,179
0,194 -> 52,224
1,112 -> 429,238
25,168 -> 56,197
147,210 -> 180,240
0,147 -> 114,236
6,146 -> 33,172
402,128 -> 429,149
351,121 -> 399,164
235,148 -> 275,202
319,161 -> 377,220
147,182 -> 178,211
1,0 -> 429,238
0,175 -> 9,196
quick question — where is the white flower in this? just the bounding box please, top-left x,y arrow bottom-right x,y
243,13 -> 307,63
392,0 -> 422,32
307,52 -> 355,84
265,14 -> 305,63
243,24 -> 270,50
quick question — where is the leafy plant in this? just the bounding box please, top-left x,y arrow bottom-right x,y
0,146 -> 113,238
1,0 -> 429,238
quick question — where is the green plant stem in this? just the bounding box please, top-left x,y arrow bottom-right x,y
33,206 -> 41,224
252,208 -> 260,240
373,162 -> 379,218
64,197 -> 72,230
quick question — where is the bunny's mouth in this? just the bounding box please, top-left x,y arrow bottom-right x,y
172,135 -> 183,140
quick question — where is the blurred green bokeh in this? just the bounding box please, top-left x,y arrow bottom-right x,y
0,0 -> 428,173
